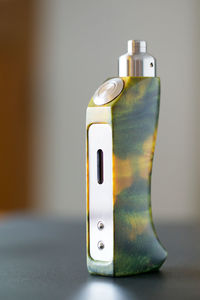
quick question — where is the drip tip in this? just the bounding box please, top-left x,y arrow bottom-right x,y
128,40 -> 146,54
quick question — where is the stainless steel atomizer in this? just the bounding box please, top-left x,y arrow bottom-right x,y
86,40 -> 167,277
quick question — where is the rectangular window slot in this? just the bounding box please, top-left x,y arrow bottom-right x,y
97,149 -> 103,184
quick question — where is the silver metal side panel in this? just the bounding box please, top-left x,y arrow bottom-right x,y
88,124 -> 113,262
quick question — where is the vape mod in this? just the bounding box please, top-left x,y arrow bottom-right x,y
86,40 -> 167,277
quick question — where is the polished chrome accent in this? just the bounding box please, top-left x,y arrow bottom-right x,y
88,124 -> 113,262
97,221 -> 104,230
118,40 -> 156,77
97,241 -> 105,250
93,78 -> 124,105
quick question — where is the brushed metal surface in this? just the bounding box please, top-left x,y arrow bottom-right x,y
88,124 -> 113,262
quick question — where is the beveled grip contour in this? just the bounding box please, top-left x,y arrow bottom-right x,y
113,77 -> 167,276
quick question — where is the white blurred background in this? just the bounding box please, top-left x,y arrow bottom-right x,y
1,0 -> 200,222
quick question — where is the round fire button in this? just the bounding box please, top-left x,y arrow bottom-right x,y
93,78 -> 124,105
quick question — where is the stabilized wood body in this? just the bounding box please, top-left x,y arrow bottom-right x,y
86,77 -> 167,276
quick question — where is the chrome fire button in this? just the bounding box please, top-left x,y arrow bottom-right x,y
93,78 -> 124,105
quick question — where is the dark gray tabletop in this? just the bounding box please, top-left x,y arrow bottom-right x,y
0,216 -> 199,300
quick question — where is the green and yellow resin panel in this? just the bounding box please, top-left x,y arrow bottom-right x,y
86,77 -> 167,277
